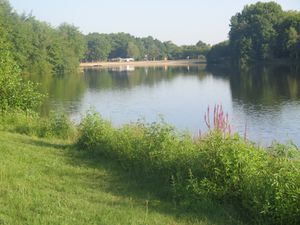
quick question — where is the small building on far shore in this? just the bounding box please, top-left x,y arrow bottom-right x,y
110,57 -> 135,62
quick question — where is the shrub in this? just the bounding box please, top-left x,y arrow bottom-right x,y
0,35 -> 44,112
40,111 -> 76,139
0,111 -> 76,140
76,111 -> 300,225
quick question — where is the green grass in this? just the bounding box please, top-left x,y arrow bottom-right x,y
0,131 -> 245,225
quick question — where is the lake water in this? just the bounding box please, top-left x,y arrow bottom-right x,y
28,64 -> 300,146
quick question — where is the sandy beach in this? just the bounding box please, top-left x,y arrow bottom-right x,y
80,59 -> 204,69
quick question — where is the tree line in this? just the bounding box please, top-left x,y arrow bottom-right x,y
207,2 -> 300,66
0,0 -> 210,76
0,0 -> 86,75
84,32 -> 210,62
2,0 -> 299,77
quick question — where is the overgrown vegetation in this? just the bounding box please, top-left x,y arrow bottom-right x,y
76,110 -> 300,225
0,111 -> 76,140
1,0 -> 300,224
0,23 -> 44,112
207,2 -> 300,66
0,108 -> 299,224
2,131 -> 244,225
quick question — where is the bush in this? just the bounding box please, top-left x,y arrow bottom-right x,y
0,111 -> 76,140
76,111 -> 300,225
0,33 -> 44,112
40,111 -> 76,139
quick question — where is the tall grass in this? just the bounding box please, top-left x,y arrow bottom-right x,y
0,110 -> 76,140
76,110 -> 300,225
1,108 -> 299,224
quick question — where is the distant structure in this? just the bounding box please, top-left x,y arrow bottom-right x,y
110,57 -> 134,62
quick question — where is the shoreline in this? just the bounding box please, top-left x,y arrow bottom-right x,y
80,59 -> 205,69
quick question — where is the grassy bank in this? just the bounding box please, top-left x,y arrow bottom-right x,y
0,131 -> 244,225
0,110 -> 299,225
76,111 -> 300,225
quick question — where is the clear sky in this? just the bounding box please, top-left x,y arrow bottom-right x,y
9,0 -> 300,45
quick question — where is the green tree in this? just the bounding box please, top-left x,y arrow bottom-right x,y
286,26 -> 299,59
49,23 -> 86,74
127,41 -> 140,59
109,33 -> 133,58
275,10 -> 300,60
206,41 -> 230,64
163,41 -> 181,60
229,2 -> 283,63
85,33 -> 111,61
0,27 -> 44,111
142,36 -> 161,60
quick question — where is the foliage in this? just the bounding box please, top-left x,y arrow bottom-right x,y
229,2 -> 283,64
0,130 -> 245,225
76,111 -> 300,225
206,41 -> 230,64
0,26 -> 44,112
83,32 -> 210,62
0,1 -> 86,75
276,11 -> 300,60
207,2 -> 300,65
127,41 -> 140,59
0,111 -> 76,139
1,0 -> 210,68
85,33 -> 112,61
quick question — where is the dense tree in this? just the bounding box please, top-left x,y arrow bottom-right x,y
0,26 -> 43,111
2,0 -> 211,75
126,41 -> 140,59
276,11 -> 300,60
208,2 -> 300,65
52,23 -> 86,74
206,41 -> 230,63
85,33 -> 111,61
0,1 -> 86,74
180,43 -> 210,59
229,2 -> 283,64
83,33 -> 210,62
140,36 -> 161,60
163,41 -> 181,60
109,33 -> 133,58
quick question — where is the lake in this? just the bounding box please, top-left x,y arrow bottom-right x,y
27,63 -> 300,146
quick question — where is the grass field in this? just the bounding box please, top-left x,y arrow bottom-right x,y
0,131 -> 245,225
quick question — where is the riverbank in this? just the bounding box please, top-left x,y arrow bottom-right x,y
80,59 -> 204,69
1,110 -> 299,224
0,130 -> 244,225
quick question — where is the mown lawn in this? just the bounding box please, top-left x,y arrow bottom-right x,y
0,131 -> 245,225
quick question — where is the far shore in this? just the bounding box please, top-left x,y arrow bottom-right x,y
80,59 -> 205,69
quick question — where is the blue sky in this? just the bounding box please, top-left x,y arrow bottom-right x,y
9,0 -> 300,45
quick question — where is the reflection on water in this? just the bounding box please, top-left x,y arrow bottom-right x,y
208,63 -> 300,146
27,64 -> 300,146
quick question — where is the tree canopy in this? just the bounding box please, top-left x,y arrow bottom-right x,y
83,33 -> 210,62
207,2 -> 300,66
0,0 -> 86,74
0,24 -> 43,111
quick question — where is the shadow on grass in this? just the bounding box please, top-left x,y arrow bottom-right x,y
18,137 -> 71,150
23,137 -> 247,225
63,148 -> 247,225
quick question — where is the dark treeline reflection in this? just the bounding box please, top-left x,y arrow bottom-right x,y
25,72 -> 87,116
83,65 -> 207,91
208,63 -> 300,110
27,66 -> 206,116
